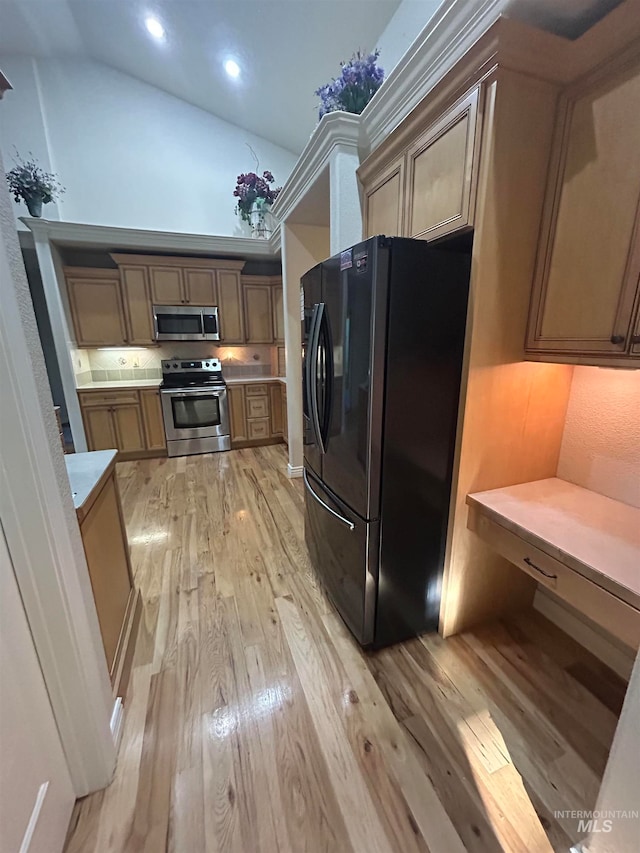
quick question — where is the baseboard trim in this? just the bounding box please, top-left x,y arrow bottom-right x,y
534,588 -> 635,680
110,698 -> 124,750
287,464 -> 303,479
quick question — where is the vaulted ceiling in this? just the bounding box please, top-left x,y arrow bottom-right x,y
0,0 -> 624,154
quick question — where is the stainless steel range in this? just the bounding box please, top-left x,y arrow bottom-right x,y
160,357 -> 230,457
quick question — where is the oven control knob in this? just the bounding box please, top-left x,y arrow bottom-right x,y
173,362 -> 178,368
205,361 -> 210,367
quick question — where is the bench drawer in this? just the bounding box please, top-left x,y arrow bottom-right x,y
246,396 -> 269,419
245,384 -> 269,397
468,504 -> 640,649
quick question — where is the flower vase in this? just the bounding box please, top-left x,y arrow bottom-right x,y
249,203 -> 272,240
25,195 -> 43,217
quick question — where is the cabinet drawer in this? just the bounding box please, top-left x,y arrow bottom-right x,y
245,384 -> 269,397
79,391 -> 140,407
246,396 -> 269,418
468,505 -> 640,649
247,418 -> 270,440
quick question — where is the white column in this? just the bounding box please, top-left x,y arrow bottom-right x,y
576,650 -> 640,853
329,144 -> 363,254
281,222 -> 330,476
32,234 -> 87,451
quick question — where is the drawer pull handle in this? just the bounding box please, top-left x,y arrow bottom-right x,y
524,556 -> 557,579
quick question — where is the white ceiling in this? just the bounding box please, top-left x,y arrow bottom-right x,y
0,0 -> 401,153
0,0 -> 624,153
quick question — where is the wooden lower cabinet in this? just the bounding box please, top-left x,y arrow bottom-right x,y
228,382 -> 285,448
77,467 -> 140,694
79,389 -> 166,458
140,389 -> 166,451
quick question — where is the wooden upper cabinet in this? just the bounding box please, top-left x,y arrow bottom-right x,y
120,265 -> 154,345
140,389 -> 166,451
527,58 -> 640,360
243,283 -> 274,344
149,266 -> 184,304
217,270 -> 245,342
364,155 -> 405,238
184,269 -> 217,305
66,271 -> 128,346
406,88 -> 480,241
272,281 -> 285,344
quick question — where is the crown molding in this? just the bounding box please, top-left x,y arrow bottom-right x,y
361,0 -> 504,153
20,217 -> 280,258
271,111 -> 361,223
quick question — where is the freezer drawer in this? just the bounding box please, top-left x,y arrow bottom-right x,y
303,468 -> 378,645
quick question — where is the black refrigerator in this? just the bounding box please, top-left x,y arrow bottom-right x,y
302,236 -> 470,648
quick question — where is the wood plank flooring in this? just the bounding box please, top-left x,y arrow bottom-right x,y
64,446 -> 623,853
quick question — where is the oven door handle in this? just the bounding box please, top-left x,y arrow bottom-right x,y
160,387 -> 226,396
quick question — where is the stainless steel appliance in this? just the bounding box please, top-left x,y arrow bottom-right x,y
153,305 -> 220,341
302,236 -> 471,648
160,357 -> 230,456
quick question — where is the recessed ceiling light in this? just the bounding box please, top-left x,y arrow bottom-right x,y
224,59 -> 241,79
145,16 -> 165,40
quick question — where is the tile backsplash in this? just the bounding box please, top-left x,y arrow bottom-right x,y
81,344 -> 276,382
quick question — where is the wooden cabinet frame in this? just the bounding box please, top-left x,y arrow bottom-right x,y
405,87 -> 481,241
363,154 -> 406,239
525,53 -> 640,365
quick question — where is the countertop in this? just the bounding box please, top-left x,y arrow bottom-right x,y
224,376 -> 286,385
78,379 -> 162,391
467,477 -> 640,606
77,376 -> 286,392
65,450 -> 117,522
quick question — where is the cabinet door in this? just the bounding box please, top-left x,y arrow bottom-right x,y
149,266 -> 184,304
406,88 -> 479,241
228,386 -> 248,442
67,277 -> 127,346
272,282 -> 285,344
270,384 -> 283,436
184,269 -> 217,305
140,389 -> 167,450
243,284 -> 274,344
528,60 -> 640,356
120,265 -> 154,344
83,405 -> 117,451
247,418 -> 270,441
112,404 -> 146,453
79,474 -> 132,670
631,289 -> 640,355
218,271 -> 245,343
364,156 -> 405,238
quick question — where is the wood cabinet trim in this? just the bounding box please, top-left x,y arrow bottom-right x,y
63,266 -> 120,279
110,254 -> 245,271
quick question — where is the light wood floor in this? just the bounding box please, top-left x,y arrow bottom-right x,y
65,446 -> 624,853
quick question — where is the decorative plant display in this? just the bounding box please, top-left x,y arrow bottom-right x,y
233,151 -> 281,239
5,152 -> 64,217
315,49 -> 384,120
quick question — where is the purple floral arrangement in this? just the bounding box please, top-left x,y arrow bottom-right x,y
233,171 -> 281,223
315,50 -> 384,120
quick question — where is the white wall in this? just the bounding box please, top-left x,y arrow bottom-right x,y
0,525 -> 74,853
557,367 -> 640,508
376,0 -> 444,75
0,55 -> 297,236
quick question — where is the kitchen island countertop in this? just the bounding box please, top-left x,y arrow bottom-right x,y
65,449 -> 118,521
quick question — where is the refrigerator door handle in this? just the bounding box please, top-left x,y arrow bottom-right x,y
305,303 -> 321,442
310,302 -> 326,454
303,469 -> 355,531
320,306 -> 334,450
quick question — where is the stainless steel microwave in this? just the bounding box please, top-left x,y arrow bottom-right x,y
153,305 -> 220,341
